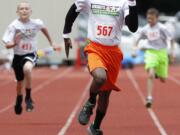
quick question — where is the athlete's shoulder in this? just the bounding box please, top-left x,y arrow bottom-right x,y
121,0 -> 128,4
30,19 -> 45,28
75,0 -> 91,12
105,0 -> 127,5
8,19 -> 19,27
30,19 -> 43,25
157,22 -> 166,29
141,24 -> 149,31
119,0 -> 128,6
30,19 -> 45,29
75,0 -> 90,4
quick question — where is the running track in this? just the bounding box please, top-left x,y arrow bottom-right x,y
0,65 -> 179,135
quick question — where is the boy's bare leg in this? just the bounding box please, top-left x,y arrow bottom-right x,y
15,81 -> 23,115
87,90 -> 111,135
88,68 -> 107,104
23,61 -> 33,89
16,81 -> 24,95
23,61 -> 34,112
78,68 -> 107,125
146,68 -> 155,108
93,90 -> 111,129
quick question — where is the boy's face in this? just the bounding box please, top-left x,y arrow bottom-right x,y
17,2 -> 32,21
147,14 -> 158,26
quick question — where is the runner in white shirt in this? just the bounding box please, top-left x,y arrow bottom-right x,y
3,19 -> 45,55
136,22 -> 173,50
75,0 -> 130,46
63,0 -> 138,134
132,8 -> 175,108
2,1 -> 59,115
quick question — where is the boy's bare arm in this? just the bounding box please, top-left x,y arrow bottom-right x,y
170,39 -> 175,52
3,41 -> 16,49
2,32 -> 21,49
41,28 -> 53,45
41,28 -> 60,51
131,38 -> 140,57
169,39 -> 176,62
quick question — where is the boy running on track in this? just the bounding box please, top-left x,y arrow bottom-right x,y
63,0 -> 138,134
132,8 -> 175,108
2,1 -> 59,115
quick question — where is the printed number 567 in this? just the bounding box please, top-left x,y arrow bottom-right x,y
97,25 -> 113,37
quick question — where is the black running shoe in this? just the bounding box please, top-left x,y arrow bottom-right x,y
25,97 -> 34,112
78,101 -> 95,125
87,124 -> 103,135
155,74 -> 159,79
14,95 -> 23,115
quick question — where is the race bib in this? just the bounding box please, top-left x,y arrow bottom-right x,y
20,43 -> 32,51
147,30 -> 160,41
95,24 -> 114,39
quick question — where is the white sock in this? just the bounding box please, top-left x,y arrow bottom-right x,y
147,96 -> 153,100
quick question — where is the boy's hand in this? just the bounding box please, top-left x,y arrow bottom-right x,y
169,52 -> 175,64
64,38 -> 72,58
51,42 -> 61,51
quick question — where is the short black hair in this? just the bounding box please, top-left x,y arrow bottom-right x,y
147,8 -> 159,17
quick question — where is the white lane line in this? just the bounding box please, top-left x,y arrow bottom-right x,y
169,76 -> 180,85
0,68 -> 73,113
57,78 -> 92,135
126,70 -> 168,135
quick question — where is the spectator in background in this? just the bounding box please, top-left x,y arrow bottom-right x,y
165,11 -> 180,44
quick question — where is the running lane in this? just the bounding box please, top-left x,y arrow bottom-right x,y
131,66 -> 180,135
64,68 -> 162,135
0,67 -> 90,135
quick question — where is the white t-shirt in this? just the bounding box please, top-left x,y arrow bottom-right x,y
2,19 -> 45,55
75,0 -> 129,46
137,23 -> 173,50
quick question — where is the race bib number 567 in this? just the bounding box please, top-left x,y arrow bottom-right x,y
95,24 -> 114,39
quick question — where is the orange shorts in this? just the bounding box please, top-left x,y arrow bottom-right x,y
84,41 -> 123,91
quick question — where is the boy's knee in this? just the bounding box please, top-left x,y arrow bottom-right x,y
147,68 -> 155,79
17,81 -> 23,89
148,71 -> 155,79
17,81 -> 23,85
23,67 -> 32,74
23,62 -> 33,74
148,73 -> 154,79
94,75 -> 107,86
92,68 -> 107,86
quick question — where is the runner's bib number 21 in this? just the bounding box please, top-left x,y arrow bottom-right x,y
20,43 -> 32,51
147,30 -> 160,41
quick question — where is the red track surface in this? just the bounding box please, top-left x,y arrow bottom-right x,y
0,65 -> 179,135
